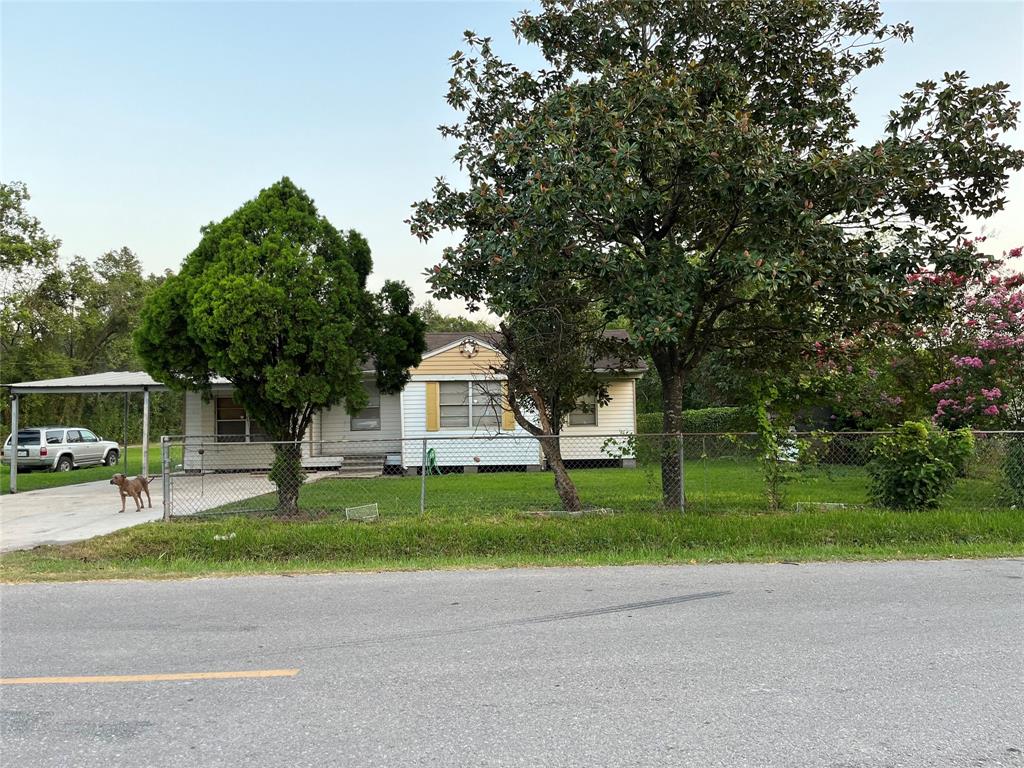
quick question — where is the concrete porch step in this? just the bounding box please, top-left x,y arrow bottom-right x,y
308,454 -> 387,478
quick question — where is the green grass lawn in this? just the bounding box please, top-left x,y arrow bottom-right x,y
197,459 -> 1006,519
1,446 -> 162,494
4,458 -> 1020,582
3,505 -> 1021,582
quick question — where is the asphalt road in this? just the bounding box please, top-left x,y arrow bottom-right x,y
2,560 -> 1022,767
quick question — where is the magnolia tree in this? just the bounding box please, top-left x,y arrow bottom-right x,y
410,0 -> 1024,507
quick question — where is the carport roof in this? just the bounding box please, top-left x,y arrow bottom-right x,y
3,371 -> 226,394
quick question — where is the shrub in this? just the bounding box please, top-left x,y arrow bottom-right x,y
868,421 -> 975,510
636,407 -> 755,434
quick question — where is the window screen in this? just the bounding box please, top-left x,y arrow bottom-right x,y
351,382 -> 382,431
568,394 -> 598,426
472,382 -> 502,428
439,382 -> 470,428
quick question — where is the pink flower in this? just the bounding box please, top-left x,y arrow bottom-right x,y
951,355 -> 984,369
984,405 -> 1000,416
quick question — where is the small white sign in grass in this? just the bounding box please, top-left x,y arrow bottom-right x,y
520,508 -> 614,518
345,503 -> 379,522
793,502 -> 860,512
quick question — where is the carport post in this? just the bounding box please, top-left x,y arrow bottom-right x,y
142,386 -> 150,477
122,392 -> 129,473
9,393 -> 18,493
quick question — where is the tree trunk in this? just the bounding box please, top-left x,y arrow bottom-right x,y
270,442 -> 304,516
539,435 -> 582,512
658,366 -> 685,511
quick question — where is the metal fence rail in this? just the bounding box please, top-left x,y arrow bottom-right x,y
157,431 -> 1024,520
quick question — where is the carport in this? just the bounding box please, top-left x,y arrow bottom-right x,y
4,371 -> 169,493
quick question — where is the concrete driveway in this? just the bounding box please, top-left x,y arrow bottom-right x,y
0,471 -> 338,552
0,479 -> 164,553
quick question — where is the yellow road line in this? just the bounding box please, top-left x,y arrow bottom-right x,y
0,668 -> 300,685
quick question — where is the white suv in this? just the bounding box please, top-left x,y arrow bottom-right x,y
2,427 -> 121,472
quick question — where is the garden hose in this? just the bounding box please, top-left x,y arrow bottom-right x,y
426,447 -> 441,475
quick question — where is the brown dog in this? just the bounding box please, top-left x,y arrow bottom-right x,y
110,473 -> 152,513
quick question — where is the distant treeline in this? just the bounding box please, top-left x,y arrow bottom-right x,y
2,182 -> 183,442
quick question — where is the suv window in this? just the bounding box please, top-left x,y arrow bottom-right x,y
80,429 -> 99,443
66,430 -> 82,444
46,430 -> 64,444
6,430 -> 41,446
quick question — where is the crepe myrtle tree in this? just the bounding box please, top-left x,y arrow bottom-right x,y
409,0 -> 1024,508
920,248 -> 1024,428
137,178 -> 426,514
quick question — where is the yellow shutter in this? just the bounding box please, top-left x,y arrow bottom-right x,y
502,382 -> 516,431
426,382 -> 440,432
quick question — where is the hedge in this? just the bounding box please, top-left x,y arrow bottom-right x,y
636,407 -> 755,434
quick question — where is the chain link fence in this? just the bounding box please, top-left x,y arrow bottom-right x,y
157,431 -> 1024,520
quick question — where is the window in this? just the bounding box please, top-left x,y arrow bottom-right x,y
46,430 -> 63,445
216,398 -> 247,442
216,397 -> 269,442
351,383 -> 381,431
568,394 -> 598,426
439,381 -> 504,430
9,430 -> 41,446
80,429 -> 99,443
472,382 -> 502,428
439,382 -> 470,428
66,430 -> 82,444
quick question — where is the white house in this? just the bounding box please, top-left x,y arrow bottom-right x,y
181,332 -> 645,474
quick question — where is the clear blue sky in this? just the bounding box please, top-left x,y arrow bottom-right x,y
2,1 -> 1022,314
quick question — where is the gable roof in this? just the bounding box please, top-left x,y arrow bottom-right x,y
423,330 -> 646,372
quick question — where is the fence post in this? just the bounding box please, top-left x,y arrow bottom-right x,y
678,433 -> 686,514
702,434 -> 708,513
420,437 -> 427,514
161,436 -> 171,522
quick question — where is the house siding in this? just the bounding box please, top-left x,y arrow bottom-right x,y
178,343 -> 641,471
182,389 -> 276,471
559,378 -> 637,460
409,345 -> 505,376
400,381 -> 540,468
317,385 -> 402,456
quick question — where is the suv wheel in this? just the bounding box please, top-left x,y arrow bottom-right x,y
55,455 -> 74,472
104,449 -> 120,467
